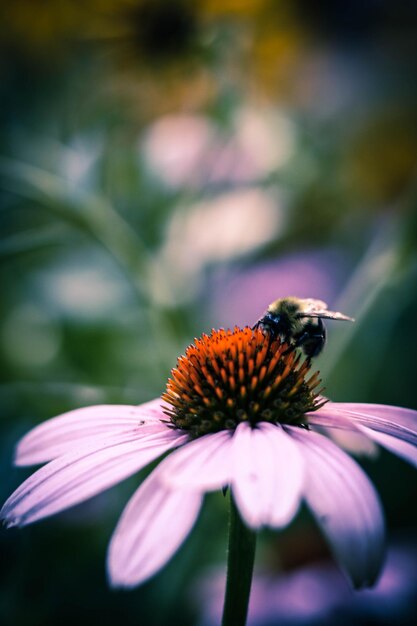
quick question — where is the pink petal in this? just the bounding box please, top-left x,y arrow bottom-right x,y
355,425 -> 417,468
321,427 -> 379,457
289,426 -> 385,589
231,422 -> 305,529
1,429 -> 187,527
159,430 -> 233,491
308,403 -> 417,447
107,461 -> 203,588
15,399 -> 168,466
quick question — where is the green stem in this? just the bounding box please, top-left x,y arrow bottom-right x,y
221,495 -> 257,626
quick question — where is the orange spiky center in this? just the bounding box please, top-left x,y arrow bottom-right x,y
162,327 -> 325,437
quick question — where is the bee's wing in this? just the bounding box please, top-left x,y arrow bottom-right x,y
307,310 -> 355,322
298,298 -> 328,312
298,299 -> 354,322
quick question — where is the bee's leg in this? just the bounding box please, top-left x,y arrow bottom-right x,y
266,328 -> 280,352
294,330 -> 325,359
253,322 -> 275,351
292,331 -> 310,349
282,331 -> 309,356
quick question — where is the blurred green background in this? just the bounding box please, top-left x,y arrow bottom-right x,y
1,1 -> 417,625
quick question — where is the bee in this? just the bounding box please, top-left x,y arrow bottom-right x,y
253,297 -> 354,359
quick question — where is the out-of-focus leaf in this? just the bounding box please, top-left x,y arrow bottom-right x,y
0,156 -> 150,300
0,224 -> 73,259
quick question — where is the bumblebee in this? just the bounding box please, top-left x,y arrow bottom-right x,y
253,297 -> 354,359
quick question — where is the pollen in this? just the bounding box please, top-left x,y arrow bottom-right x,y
162,327 -> 325,437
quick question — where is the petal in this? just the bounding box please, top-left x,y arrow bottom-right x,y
321,427 -> 379,457
289,426 -> 385,589
231,422 -> 305,529
308,403 -> 417,447
356,425 -> 417,468
1,429 -> 187,527
159,430 -> 233,491
108,461 -> 203,588
15,399 -> 168,466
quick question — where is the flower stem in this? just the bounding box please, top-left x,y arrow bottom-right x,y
221,494 -> 257,626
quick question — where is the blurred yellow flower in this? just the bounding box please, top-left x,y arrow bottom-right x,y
344,109 -> 417,207
1,0 -> 309,115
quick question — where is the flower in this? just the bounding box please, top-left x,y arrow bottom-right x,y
197,539 -> 417,626
1,327 -> 417,589
208,248 -> 345,329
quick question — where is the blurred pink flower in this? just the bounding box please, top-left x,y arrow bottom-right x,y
142,108 -> 294,190
198,540 -> 417,626
208,248 -> 347,328
1,327 -> 417,590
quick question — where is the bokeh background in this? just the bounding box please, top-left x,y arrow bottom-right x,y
1,1 -> 417,625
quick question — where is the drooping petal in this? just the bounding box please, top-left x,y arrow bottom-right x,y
289,426 -> 385,589
15,399 -> 169,466
321,427 -> 379,457
159,430 -> 233,491
1,429 -> 187,527
231,422 -> 305,529
108,461 -> 203,588
355,425 -> 417,468
308,403 -> 417,447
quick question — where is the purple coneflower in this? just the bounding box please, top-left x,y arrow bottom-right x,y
2,327 -> 417,625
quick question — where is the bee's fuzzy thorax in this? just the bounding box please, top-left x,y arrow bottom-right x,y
268,296 -> 300,314
268,297 -> 304,334
162,327 -> 324,437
